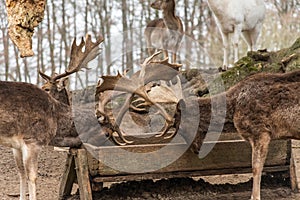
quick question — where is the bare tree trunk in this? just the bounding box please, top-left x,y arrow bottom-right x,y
23,58 -> 31,82
122,0 -> 133,72
46,0 -> 56,75
1,28 -> 9,80
104,0 -> 112,75
84,0 -> 89,87
13,45 -> 21,81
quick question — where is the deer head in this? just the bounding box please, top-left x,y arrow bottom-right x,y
95,52 -> 183,145
40,34 -> 104,103
40,34 -> 104,147
151,0 -> 175,11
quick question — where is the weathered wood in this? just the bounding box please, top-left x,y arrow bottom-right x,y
58,152 -> 77,200
59,137 -> 294,197
74,149 -> 93,200
93,165 -> 290,184
85,139 -> 290,177
290,140 -> 300,192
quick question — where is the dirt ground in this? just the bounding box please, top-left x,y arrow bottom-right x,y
1,146 -> 300,200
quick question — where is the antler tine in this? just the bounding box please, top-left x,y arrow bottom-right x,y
139,51 -> 162,79
53,34 -> 104,81
141,51 -> 162,66
150,57 -> 183,70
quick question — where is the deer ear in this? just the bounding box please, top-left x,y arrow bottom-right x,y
39,70 -> 51,81
61,77 -> 69,87
56,77 -> 69,92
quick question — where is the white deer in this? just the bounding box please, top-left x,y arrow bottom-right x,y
206,0 -> 266,70
0,34 -> 103,200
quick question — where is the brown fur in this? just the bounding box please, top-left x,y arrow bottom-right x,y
0,81 -> 81,200
181,70 -> 300,200
0,81 -> 81,146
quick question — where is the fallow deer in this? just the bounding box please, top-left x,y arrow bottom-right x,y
145,0 -> 184,63
95,52 -> 183,145
181,70 -> 300,200
0,34 -> 103,200
206,0 -> 266,70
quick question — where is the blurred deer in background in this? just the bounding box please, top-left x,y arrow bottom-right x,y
206,0 -> 266,70
0,34 -> 103,200
145,0 -> 184,63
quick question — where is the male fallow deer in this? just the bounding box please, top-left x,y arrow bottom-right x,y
145,0 -> 184,63
207,0 -> 266,70
0,34 -> 103,200
181,70 -> 300,200
95,52 -> 183,145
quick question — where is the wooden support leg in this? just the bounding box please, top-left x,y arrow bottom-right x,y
59,151 -> 77,200
74,149 -> 93,200
290,154 -> 298,192
290,140 -> 300,192
58,148 -> 93,200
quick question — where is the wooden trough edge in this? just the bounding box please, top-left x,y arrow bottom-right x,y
92,165 -> 291,184
58,139 -> 300,200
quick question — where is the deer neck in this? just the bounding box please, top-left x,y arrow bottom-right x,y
49,88 -> 71,106
58,89 -> 71,106
162,7 -> 179,30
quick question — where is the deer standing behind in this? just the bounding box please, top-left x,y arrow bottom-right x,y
145,0 -> 183,63
207,0 -> 266,70
181,70 -> 300,200
0,34 -> 103,200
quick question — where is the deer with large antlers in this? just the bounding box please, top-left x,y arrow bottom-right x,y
145,0 -> 183,63
0,34 -> 103,200
95,52 -> 183,145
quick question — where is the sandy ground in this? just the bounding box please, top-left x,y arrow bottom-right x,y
1,146 -> 300,200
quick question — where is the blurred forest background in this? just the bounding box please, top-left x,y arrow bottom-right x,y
0,0 -> 299,89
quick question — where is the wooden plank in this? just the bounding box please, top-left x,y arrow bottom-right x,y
291,140 -> 300,191
74,149 -> 93,200
93,166 -> 290,183
85,139 -> 289,176
58,152 -> 76,200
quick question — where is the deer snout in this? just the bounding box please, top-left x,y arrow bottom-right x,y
151,1 -> 162,10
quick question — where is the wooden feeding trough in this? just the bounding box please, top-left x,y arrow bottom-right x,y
58,131 -> 298,200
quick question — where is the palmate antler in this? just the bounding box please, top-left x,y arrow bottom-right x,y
95,52 -> 183,145
39,34 -> 104,84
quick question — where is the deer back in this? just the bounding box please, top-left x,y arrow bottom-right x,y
232,70 -> 300,140
0,81 -> 70,145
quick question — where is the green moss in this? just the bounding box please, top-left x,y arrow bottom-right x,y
290,37 -> 300,51
189,37 -> 300,97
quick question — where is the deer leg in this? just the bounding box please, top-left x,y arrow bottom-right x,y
171,53 -> 177,64
241,31 -> 254,52
22,143 -> 40,200
242,23 -> 263,52
163,49 -> 169,60
12,148 -> 27,200
232,24 -> 242,63
147,48 -> 156,58
220,31 -> 229,70
249,133 -> 271,200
